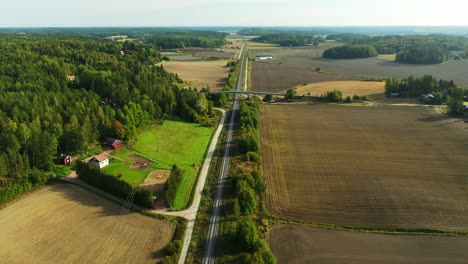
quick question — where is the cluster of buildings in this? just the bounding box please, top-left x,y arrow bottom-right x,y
57,138 -> 124,169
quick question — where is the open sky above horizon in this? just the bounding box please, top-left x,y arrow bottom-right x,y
1,0 -> 467,27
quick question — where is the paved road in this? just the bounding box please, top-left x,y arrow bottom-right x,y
202,42 -> 248,264
172,108 -> 226,264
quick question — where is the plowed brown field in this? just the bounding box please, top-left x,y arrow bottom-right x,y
270,225 -> 468,264
251,62 -> 362,92
260,104 -> 468,229
0,183 -> 173,264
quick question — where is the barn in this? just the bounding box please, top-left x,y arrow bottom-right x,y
104,138 -> 124,150
88,153 -> 110,169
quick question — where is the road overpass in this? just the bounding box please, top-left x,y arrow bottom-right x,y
218,90 -> 286,96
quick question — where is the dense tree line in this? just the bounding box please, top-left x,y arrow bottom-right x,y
385,75 -> 466,115
323,45 -> 378,59
147,31 -> 227,49
239,101 -> 260,154
385,75 -> 458,97
0,35 -> 216,205
325,34 -> 468,64
396,45 -> 447,64
217,99 -> 276,264
165,164 -> 184,209
76,161 -> 154,207
253,33 -> 324,47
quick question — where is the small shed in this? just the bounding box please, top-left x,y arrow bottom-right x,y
89,153 -> 110,169
58,154 -> 72,165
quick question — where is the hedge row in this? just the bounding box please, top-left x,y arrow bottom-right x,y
76,161 -> 154,208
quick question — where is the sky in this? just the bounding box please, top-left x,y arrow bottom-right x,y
0,0 -> 467,27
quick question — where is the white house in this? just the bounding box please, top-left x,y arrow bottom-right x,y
89,153 -> 110,169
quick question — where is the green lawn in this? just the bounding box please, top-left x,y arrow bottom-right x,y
102,156 -> 156,184
133,120 -> 214,210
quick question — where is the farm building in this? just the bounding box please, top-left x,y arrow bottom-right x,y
255,55 -> 273,61
103,138 -> 124,150
449,51 -> 465,59
422,93 -> 435,102
58,154 -> 72,165
88,153 -> 110,169
464,105 -> 468,112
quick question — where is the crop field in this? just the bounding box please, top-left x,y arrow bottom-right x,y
249,46 -> 468,86
251,62 -> 362,92
132,120 -> 214,210
0,183 -> 173,264
163,60 -> 229,90
260,104 -> 468,229
270,225 -> 468,264
294,81 -> 384,97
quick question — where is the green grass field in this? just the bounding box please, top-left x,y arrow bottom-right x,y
132,120 -> 214,210
100,120 -> 214,209
101,149 -> 160,185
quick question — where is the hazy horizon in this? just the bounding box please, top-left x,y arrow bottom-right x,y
1,0 -> 467,27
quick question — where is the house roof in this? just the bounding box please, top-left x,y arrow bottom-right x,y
93,153 -> 110,162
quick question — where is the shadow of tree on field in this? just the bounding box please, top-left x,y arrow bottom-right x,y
47,182 -> 135,218
416,114 -> 466,127
416,114 -> 449,123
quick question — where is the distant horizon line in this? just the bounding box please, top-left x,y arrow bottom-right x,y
1,25 -> 468,29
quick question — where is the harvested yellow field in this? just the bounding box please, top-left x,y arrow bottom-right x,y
378,54 -> 397,61
163,60 -> 229,90
0,183 -> 173,264
295,81 -> 384,97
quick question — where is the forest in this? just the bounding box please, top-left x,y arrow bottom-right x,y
147,31 -> 227,49
323,45 -> 378,59
325,34 -> 468,64
0,34 -> 219,204
238,28 -> 324,47
252,33 -> 324,47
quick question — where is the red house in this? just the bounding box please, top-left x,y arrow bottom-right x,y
58,154 -> 72,165
104,138 -> 124,150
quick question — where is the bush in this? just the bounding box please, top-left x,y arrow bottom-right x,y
322,90 -> 343,102
239,128 -> 260,154
344,96 -> 353,103
262,94 -> 273,102
238,219 -> 259,251
352,94 -> 361,101
166,240 -> 182,256
246,152 -> 260,162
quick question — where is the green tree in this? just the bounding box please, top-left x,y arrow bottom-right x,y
285,88 -> 297,101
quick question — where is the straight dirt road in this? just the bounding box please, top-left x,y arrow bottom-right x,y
202,42 -> 248,264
